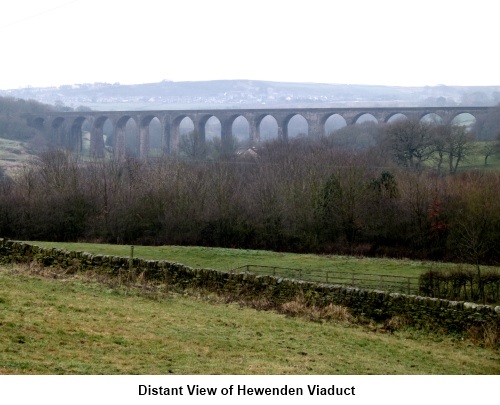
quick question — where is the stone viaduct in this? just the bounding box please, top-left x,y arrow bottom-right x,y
23,106 -> 491,159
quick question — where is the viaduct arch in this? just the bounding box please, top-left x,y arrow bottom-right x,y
23,106 -> 491,159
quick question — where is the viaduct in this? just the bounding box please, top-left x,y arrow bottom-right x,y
23,106 -> 491,158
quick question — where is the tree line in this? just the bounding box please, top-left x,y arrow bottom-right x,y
1,113 -> 500,266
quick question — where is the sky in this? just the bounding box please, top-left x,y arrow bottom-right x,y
0,0 -> 498,90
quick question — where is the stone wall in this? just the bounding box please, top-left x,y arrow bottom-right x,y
1,239 -> 499,332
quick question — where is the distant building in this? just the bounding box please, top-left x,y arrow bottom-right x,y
236,146 -> 259,161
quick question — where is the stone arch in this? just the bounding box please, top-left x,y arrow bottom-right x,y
89,116 -> 111,158
178,116 -> 194,136
139,114 -> 162,158
32,117 -> 45,130
92,116 -> 114,157
69,116 -> 90,154
354,113 -> 378,125
385,113 -> 409,123
324,113 -> 347,135
50,117 -> 66,146
199,115 -> 221,142
420,113 -> 443,125
116,115 -> 139,158
257,114 -> 279,142
285,113 -> 308,139
450,112 -> 476,129
171,115 -> 194,154
102,118 -> 114,152
147,116 -> 163,156
51,116 -> 65,129
229,115 -> 250,146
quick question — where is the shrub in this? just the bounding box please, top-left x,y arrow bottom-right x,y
419,265 -> 500,303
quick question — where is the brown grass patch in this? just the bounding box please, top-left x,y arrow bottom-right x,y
280,297 -> 353,323
383,315 -> 410,333
467,323 -> 500,349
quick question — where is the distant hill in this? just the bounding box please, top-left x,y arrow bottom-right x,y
0,137 -> 36,177
2,80 -> 500,111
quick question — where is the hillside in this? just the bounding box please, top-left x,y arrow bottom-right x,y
0,137 -> 36,176
2,80 -> 500,110
0,96 -> 54,173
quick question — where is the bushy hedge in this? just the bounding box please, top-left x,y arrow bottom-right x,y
419,267 -> 500,304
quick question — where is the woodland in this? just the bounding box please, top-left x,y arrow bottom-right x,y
1,97 -> 500,266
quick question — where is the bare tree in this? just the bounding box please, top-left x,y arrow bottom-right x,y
481,141 -> 497,166
450,173 -> 500,301
178,130 -> 207,160
208,135 -> 240,160
432,125 -> 475,174
380,119 -> 435,170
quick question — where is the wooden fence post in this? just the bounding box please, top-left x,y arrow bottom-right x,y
129,245 -> 134,272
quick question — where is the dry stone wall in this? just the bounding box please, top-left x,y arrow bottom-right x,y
1,239 -> 499,333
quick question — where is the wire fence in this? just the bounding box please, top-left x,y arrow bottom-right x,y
231,264 -> 420,295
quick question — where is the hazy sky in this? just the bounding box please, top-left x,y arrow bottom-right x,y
1,0 -> 498,89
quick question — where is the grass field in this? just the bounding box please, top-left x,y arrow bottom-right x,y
460,141 -> 500,170
1,264 -> 498,375
28,241 -> 439,278
26,241 -> 500,296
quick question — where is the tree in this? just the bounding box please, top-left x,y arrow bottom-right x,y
447,173 -> 500,300
432,125 -> 475,174
207,134 -> 240,160
315,167 -> 369,247
178,130 -> 207,160
380,119 -> 435,170
481,140 -> 497,166
326,121 -> 379,152
364,171 -> 404,253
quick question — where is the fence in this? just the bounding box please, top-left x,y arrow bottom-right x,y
1,239 -> 499,333
419,268 -> 500,304
231,265 -> 420,295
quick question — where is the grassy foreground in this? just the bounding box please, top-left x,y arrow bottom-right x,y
0,264 -> 498,375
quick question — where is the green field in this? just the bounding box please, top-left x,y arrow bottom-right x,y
460,141 -> 500,170
420,140 -> 500,171
25,241 -> 500,297
1,264 -> 498,375
28,241 -> 438,278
